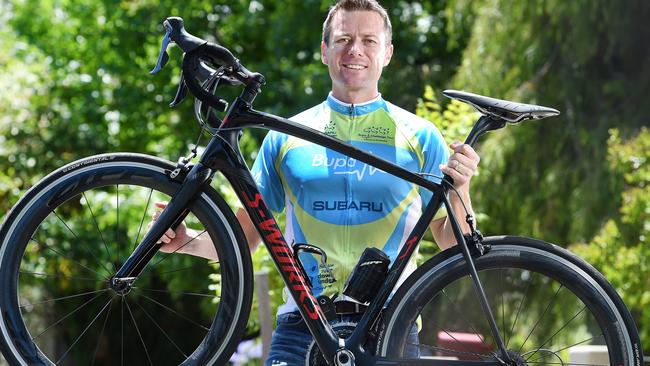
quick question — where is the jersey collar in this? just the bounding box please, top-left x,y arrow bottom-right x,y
327,93 -> 388,116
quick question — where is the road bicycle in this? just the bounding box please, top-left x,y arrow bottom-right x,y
0,17 -> 643,366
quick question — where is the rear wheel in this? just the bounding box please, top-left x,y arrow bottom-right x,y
377,236 -> 643,366
0,154 -> 253,366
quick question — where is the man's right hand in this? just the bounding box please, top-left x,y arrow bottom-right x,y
149,202 -> 191,254
148,202 -> 220,260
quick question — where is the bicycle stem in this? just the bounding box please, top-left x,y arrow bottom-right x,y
441,192 -> 512,363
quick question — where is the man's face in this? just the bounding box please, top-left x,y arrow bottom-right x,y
321,10 -> 393,102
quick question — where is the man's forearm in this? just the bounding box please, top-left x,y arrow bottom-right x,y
236,208 -> 262,253
431,186 -> 475,250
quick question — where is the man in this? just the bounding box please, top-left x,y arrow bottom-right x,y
153,0 -> 479,364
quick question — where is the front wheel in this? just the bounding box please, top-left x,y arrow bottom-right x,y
0,153 -> 253,365
376,236 -> 643,366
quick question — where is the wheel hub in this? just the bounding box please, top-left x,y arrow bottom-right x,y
502,350 -> 527,366
109,276 -> 137,296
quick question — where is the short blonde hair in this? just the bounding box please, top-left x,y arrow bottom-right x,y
322,0 -> 392,46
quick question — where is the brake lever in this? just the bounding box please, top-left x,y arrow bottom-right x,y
170,72 -> 188,107
150,26 -> 172,75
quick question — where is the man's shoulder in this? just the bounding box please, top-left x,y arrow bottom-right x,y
289,100 -> 330,124
384,101 -> 440,134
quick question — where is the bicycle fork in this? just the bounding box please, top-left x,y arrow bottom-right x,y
111,161 -> 213,292
441,192 -> 513,364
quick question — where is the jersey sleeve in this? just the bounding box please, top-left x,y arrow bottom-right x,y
417,125 -> 450,219
250,131 -> 286,213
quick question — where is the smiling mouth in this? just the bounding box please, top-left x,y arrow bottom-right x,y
343,64 -> 367,70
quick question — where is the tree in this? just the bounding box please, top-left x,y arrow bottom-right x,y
573,128 -> 650,352
448,0 -> 650,353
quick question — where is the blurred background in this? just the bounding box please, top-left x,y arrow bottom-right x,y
1,0 -> 648,364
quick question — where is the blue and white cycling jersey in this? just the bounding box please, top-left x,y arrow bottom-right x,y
251,93 -> 449,314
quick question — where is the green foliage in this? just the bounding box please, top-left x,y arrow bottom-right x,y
414,85 -> 479,260
415,85 -> 478,145
3,0 -> 649,360
447,1 -> 650,351
573,128 -> 650,351
453,0 -> 650,244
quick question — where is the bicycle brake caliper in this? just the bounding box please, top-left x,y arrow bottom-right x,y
465,215 -> 489,256
170,156 -> 191,179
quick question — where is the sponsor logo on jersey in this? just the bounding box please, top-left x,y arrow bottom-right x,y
311,153 -> 385,180
324,121 -> 337,136
313,200 -> 384,212
358,126 -> 392,142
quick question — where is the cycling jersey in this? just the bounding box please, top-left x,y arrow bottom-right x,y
251,93 -> 449,314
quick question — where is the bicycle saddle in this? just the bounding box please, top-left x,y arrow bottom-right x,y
443,89 -> 560,123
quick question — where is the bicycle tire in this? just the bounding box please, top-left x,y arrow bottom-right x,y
376,236 -> 643,366
0,153 -> 253,366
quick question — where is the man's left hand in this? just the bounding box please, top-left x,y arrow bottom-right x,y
439,141 -> 480,188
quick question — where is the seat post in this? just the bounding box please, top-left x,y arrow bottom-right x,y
464,115 -> 506,147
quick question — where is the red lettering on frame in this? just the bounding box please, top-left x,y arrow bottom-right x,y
239,190 -> 322,322
288,271 -> 304,284
259,219 -> 284,245
242,192 -> 264,209
398,235 -> 420,260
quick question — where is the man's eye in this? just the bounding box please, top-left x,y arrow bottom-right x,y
336,38 -> 349,43
364,39 -> 377,44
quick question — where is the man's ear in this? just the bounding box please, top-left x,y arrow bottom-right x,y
383,43 -> 394,67
321,41 -> 328,65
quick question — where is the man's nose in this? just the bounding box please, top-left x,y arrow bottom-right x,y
347,39 -> 363,56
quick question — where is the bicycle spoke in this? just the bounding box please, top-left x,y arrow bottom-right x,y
125,299 -> 154,366
53,210 -> 114,276
20,288 -> 108,309
526,362 -> 608,366
148,229 -> 207,269
91,297 -> 115,366
136,261 -> 220,286
55,297 -> 114,365
405,341 -> 488,359
500,269 -> 506,345
121,297 -> 124,366
524,306 -> 587,362
154,261 -> 220,277
20,270 -> 103,282
82,191 -> 116,272
116,184 -> 119,261
139,293 -> 210,331
437,328 -> 489,359
134,299 -> 188,359
133,287 -> 219,299
506,274 -> 532,348
527,334 -> 605,363
133,188 -> 154,251
29,237 -> 107,280
31,290 -> 108,340
440,287 -> 491,351
517,284 -> 563,354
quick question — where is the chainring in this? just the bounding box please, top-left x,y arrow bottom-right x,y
305,321 -> 357,366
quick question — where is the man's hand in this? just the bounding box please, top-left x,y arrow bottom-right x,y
431,141 -> 480,249
148,202 -> 219,260
149,202 -> 191,254
439,141 -> 480,188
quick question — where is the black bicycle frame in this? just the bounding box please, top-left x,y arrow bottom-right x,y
114,93 -> 508,365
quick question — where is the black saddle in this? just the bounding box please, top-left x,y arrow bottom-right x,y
443,90 -> 559,123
